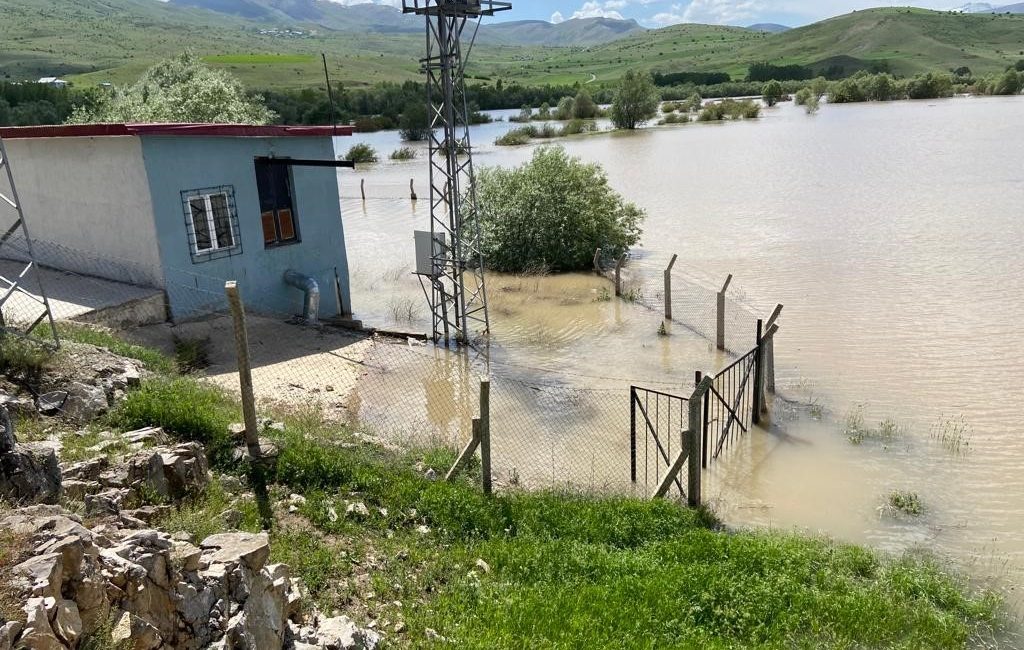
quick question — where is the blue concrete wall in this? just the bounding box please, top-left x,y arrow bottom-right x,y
139,135 -> 349,321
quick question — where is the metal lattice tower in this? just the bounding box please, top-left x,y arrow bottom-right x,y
0,137 -> 59,346
404,0 -> 510,345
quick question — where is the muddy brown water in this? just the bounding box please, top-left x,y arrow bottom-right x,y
337,97 -> 1024,620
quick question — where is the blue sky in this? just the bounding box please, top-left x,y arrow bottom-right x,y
353,1 -> 971,27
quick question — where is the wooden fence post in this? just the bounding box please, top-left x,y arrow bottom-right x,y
753,319 -> 764,425
225,281 -> 261,462
614,254 -> 627,297
479,379 -> 492,495
410,178 -> 417,201
716,274 -> 733,350
592,247 -> 602,274
664,254 -> 677,320
360,178 -> 366,201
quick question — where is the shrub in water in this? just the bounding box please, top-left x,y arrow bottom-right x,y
473,146 -> 644,273
343,143 -> 378,163
390,147 -> 417,161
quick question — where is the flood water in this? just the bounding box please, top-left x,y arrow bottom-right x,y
336,96 -> 1024,619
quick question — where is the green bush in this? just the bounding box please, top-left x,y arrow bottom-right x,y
398,101 -> 429,141
555,96 -> 575,120
494,126 -> 533,146
473,146 -> 644,273
109,377 -> 238,462
794,88 -> 812,106
658,112 -> 690,125
389,146 -> 418,160
559,119 -> 598,136
343,143 -> 378,163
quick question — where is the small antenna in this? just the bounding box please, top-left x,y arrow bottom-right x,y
321,53 -> 338,137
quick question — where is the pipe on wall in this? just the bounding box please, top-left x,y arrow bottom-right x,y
283,269 -> 320,325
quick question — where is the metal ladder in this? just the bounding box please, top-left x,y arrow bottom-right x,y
0,136 -> 59,346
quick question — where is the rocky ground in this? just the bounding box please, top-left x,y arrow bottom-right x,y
0,340 -> 379,650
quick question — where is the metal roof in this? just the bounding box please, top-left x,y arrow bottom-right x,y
0,123 -> 353,139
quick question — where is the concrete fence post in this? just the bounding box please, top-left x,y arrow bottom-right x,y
480,379 -> 492,495
224,281 -> 261,462
763,304 -> 783,394
615,254 -> 627,297
687,376 -> 713,507
664,254 -> 678,320
360,178 -> 366,201
716,274 -> 733,350
410,178 -> 417,201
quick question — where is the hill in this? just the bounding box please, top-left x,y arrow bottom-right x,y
482,17 -> 645,46
1,2 -> 1023,91
480,7 -> 1024,85
994,2 -> 1024,12
747,23 -> 791,33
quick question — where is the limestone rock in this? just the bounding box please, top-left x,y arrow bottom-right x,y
36,391 -> 68,417
52,599 -> 82,646
0,621 -> 23,650
62,479 -> 101,501
345,502 -> 369,519
61,382 -> 109,422
314,615 -> 381,650
200,532 -> 270,571
0,441 -> 62,505
12,553 -> 62,599
63,456 -> 109,482
19,597 -> 62,650
111,611 -> 162,650
0,406 -> 15,454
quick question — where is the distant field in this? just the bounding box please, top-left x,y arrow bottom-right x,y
2,2 -> 1022,92
203,54 -> 316,65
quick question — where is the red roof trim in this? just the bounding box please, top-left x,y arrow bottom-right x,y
0,123 -> 353,139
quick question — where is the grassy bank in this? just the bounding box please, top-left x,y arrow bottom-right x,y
76,341 -> 1000,649
3,324 -> 998,646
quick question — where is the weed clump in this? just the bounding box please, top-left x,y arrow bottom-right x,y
343,143 -> 378,163
888,490 -> 924,515
389,146 -> 417,161
930,414 -> 972,455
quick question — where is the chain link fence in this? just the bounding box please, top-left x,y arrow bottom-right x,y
0,196 -> 777,499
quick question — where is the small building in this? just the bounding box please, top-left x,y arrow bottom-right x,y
36,77 -> 68,88
0,123 -> 355,323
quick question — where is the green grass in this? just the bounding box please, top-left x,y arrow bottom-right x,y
107,376 -> 238,463
202,54 -> 315,65
87,339 -> 1000,648
248,417 -> 998,648
52,323 -> 175,374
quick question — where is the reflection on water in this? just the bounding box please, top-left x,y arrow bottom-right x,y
339,96 -> 1024,616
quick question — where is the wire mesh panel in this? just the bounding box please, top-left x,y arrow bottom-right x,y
488,376 -> 634,493
631,386 -> 690,498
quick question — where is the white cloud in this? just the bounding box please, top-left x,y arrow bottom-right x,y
571,1 -> 626,19
649,0 -> 764,25
604,0 -> 628,8
551,10 -> 565,23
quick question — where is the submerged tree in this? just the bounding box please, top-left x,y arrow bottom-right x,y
68,52 -> 274,124
474,146 -> 644,273
761,80 -> 784,107
610,70 -> 659,130
399,101 -> 430,141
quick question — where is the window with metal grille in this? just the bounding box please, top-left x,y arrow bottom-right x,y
181,186 -> 242,263
255,159 -> 300,247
